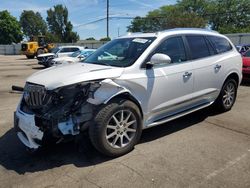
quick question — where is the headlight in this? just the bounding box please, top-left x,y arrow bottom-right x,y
52,80 -> 102,105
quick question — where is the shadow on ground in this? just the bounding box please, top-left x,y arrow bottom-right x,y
241,80 -> 250,87
32,67 -> 45,70
0,107 -> 220,174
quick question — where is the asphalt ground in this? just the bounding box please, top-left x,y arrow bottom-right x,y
0,55 -> 250,188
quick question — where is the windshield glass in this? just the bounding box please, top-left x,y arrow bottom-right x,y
84,37 -> 156,67
70,50 -> 81,57
51,47 -> 60,54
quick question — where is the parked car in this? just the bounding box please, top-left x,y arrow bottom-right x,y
14,28 -> 242,157
236,44 -> 250,54
51,49 -> 96,66
242,50 -> 250,80
37,46 -> 85,67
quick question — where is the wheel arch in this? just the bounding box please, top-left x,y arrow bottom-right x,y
223,72 -> 240,87
105,92 -> 144,119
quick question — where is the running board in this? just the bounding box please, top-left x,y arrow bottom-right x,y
145,102 -> 213,129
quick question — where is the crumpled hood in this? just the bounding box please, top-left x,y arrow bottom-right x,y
27,63 -> 124,90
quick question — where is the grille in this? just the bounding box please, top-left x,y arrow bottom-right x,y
23,83 -> 49,108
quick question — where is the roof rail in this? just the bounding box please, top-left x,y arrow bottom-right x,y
160,28 -> 219,34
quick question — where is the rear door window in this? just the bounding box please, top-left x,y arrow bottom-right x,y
207,36 -> 232,54
186,35 -> 210,60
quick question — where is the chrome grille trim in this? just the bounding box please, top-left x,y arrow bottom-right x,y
23,83 -> 48,108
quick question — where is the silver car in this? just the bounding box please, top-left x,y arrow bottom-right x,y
14,28 -> 242,156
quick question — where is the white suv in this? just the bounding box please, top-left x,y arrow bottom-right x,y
14,29 -> 242,156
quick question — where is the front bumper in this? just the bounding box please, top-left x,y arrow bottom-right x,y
14,109 -> 44,149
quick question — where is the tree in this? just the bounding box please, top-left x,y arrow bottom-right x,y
46,4 -> 79,43
20,10 -> 47,38
0,10 -> 23,44
86,37 -> 96,40
128,0 -> 250,34
206,0 -> 250,33
100,37 -> 111,41
127,4 -> 206,32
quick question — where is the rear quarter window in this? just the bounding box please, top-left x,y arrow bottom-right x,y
207,36 -> 232,54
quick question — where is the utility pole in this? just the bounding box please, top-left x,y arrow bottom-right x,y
107,0 -> 109,38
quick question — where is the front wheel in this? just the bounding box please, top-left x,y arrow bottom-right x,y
89,99 -> 142,157
213,78 -> 238,112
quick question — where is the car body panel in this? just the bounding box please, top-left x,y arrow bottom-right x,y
27,63 -> 124,90
14,28 -> 242,150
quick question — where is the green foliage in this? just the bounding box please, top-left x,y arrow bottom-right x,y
46,4 -> 79,43
128,0 -> 250,34
20,10 -> 47,38
0,10 -> 23,44
44,32 -> 61,43
206,0 -> 250,33
128,4 -> 206,32
86,37 -> 96,40
100,37 -> 111,41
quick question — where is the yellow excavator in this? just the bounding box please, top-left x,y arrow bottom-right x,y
21,36 -> 55,59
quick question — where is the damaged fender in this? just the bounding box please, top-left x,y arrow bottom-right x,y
87,79 -> 131,105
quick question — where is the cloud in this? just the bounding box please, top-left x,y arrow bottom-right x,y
128,0 -> 153,8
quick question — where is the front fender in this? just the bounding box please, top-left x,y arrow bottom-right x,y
87,79 -> 131,105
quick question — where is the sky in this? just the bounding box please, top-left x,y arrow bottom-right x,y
0,0 -> 176,40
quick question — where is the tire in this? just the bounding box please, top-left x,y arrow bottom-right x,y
26,55 -> 34,59
37,49 -> 44,56
89,99 -> 142,157
213,78 -> 238,112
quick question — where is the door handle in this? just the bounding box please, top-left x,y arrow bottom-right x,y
183,72 -> 192,78
214,64 -> 222,70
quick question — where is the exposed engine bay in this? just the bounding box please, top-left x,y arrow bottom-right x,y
15,79 -> 129,149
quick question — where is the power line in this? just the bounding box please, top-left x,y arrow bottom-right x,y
74,8 -> 250,28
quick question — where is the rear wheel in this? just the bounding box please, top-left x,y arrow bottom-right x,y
89,99 -> 142,157
213,78 -> 238,112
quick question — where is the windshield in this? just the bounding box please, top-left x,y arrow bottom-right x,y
84,37 -> 156,67
70,50 -> 81,57
51,47 -> 60,54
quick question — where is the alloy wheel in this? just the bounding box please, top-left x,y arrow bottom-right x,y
106,110 -> 137,149
222,82 -> 236,108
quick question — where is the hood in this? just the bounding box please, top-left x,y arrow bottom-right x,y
38,53 -> 55,57
53,56 -> 78,63
27,63 -> 124,90
243,57 -> 250,67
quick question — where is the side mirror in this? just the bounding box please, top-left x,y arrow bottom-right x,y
147,53 -> 171,67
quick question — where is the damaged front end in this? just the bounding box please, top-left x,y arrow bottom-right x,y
14,79 -> 129,149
